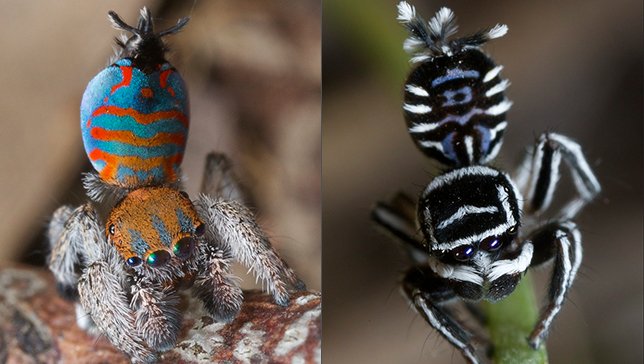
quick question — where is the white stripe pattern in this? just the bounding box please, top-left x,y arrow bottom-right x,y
485,79 -> 510,97
485,99 -> 513,115
437,205 -> 499,229
405,84 -> 429,97
548,133 -> 601,199
409,123 -> 440,133
413,292 -> 478,364
534,234 -> 572,344
483,65 -> 504,82
423,166 -> 498,196
403,103 -> 432,114
433,183 -> 518,251
418,140 -> 444,152
464,135 -> 474,163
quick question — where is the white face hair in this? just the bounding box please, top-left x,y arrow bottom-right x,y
427,242 -> 534,286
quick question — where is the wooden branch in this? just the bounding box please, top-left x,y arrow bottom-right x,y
0,265 -> 320,363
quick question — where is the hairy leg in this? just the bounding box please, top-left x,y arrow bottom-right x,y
197,194 -> 304,306
78,240 -> 156,363
193,243 -> 243,322
130,278 -> 182,352
200,152 -> 247,203
48,204 -> 102,300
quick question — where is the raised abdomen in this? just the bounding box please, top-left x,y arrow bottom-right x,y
81,59 -> 189,187
403,49 -> 510,166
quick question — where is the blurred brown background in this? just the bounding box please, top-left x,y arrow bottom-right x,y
0,1 -> 320,290
323,0 -> 642,363
2,0 -> 643,363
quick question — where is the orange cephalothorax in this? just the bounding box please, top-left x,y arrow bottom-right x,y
106,187 -> 204,267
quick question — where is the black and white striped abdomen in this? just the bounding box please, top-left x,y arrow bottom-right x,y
403,49 -> 511,166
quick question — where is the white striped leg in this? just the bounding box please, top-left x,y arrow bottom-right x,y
527,221 -> 582,349
403,266 -> 480,364
371,192 -> 426,256
516,133 -> 600,217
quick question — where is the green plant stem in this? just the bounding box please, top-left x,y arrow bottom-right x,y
482,273 -> 548,364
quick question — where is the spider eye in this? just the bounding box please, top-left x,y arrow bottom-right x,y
108,224 -> 115,235
173,237 -> 195,259
480,235 -> 503,251
180,191 -> 190,199
195,223 -> 205,237
146,250 -> 171,267
507,225 -> 519,235
126,256 -> 142,267
452,245 -> 476,262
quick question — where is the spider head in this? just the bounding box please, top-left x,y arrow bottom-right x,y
106,187 -> 205,270
419,166 -> 522,265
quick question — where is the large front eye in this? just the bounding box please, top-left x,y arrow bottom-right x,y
146,250 -> 171,267
480,235 -> 503,251
452,245 -> 476,262
173,237 -> 195,259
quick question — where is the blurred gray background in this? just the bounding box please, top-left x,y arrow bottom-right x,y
323,0 -> 642,363
0,0 -> 320,290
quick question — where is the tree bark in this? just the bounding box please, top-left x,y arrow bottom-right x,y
0,265 -> 320,363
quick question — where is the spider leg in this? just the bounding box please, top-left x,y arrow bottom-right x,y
200,152 -> 247,203
403,265 -> 481,364
196,194 -> 305,306
74,214 -> 156,363
130,278 -> 182,352
47,206 -> 80,301
372,192 -> 427,259
192,243 -> 243,322
526,220 -> 582,349
514,132 -> 600,218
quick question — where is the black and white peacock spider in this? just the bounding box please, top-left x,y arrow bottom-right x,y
372,3 -> 601,363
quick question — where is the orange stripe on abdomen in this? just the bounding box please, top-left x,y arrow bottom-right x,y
88,148 -> 183,185
90,127 -> 186,148
110,66 -> 132,94
91,105 -> 189,128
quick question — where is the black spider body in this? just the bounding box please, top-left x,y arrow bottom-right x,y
373,3 -> 601,363
419,165 -> 524,302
